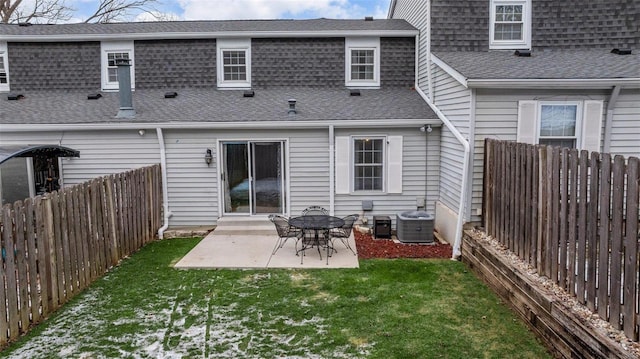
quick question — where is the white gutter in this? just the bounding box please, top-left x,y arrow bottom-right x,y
0,118 -> 440,132
155,128 -> 171,239
603,85 -> 622,153
329,125 -> 335,216
415,86 -> 470,260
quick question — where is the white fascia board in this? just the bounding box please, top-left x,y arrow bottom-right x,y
0,30 -> 418,42
0,118 -> 442,132
431,54 -> 468,88
467,78 -> 640,89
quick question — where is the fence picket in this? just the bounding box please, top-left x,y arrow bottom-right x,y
576,150 -> 589,304
24,198 -> 41,324
623,157 -> 639,339
0,205 -> 10,345
609,156 -> 626,329
567,149 -> 579,295
586,153 -> 600,311
2,206 -> 20,341
597,153 -> 612,320
13,201 -> 30,334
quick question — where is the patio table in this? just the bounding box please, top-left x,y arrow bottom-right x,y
289,215 -> 344,264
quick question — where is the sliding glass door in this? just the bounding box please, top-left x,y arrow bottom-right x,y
222,141 -> 285,215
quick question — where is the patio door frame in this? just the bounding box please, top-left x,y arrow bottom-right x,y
218,139 -> 289,217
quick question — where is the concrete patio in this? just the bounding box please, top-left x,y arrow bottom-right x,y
174,217 -> 360,269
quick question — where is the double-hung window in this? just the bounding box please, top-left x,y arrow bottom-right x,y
517,100 -> 604,152
489,0 -> 531,49
345,38 -> 380,88
217,38 -> 251,89
335,135 -> 403,194
101,41 -> 135,91
538,102 -> 581,148
354,138 -> 384,191
0,42 -> 9,92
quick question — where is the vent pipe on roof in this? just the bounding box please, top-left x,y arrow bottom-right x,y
115,58 -> 136,119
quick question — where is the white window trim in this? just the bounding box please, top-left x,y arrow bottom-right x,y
489,0 -> 531,50
536,101 -> 583,148
0,42 -> 9,92
101,41 -> 135,91
352,136 -> 386,193
345,37 -> 380,89
217,38 -> 251,89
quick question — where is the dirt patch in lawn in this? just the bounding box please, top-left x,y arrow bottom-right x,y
353,230 -> 452,259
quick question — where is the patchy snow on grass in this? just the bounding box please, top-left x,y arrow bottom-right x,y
3,284 -> 369,359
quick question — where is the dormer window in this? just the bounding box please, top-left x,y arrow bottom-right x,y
0,42 -> 9,92
345,37 -> 380,88
489,0 -> 531,49
101,41 -> 135,91
217,38 -> 251,89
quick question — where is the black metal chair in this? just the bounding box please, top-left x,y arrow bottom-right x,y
269,215 -> 303,255
301,205 -> 328,216
329,214 -> 359,256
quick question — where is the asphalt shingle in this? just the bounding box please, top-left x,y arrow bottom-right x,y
0,88 -> 437,125
434,50 -> 640,80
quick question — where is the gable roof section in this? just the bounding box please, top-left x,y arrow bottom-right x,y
433,50 -> 640,88
0,88 -> 437,128
0,19 -> 418,41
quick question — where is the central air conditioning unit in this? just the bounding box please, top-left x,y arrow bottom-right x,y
396,211 -> 434,243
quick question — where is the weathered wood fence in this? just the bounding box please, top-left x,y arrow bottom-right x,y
483,139 -> 640,342
0,165 -> 162,346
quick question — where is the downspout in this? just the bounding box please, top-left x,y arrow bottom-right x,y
415,86 -> 470,260
156,127 -> 171,239
603,85 -> 621,153
329,125 -> 335,215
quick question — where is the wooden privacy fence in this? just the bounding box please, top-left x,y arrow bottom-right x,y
483,139 -> 640,342
0,164 -> 162,346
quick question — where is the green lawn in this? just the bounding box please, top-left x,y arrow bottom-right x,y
1,238 -> 550,358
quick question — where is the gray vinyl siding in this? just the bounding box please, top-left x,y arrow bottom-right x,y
389,0 -> 429,88
470,88 -> 638,223
333,127 -> 440,226
288,130 -> 331,215
609,90 -> 640,159
163,130 -> 218,227
432,63 -> 471,213
0,130 -> 160,187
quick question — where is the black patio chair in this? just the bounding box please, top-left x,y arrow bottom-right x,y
269,215 -> 303,255
329,214 -> 359,256
301,205 -> 328,216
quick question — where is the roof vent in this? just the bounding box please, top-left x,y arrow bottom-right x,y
164,91 -> 178,98
514,49 -> 531,57
243,90 -> 255,98
7,93 -> 25,101
350,89 -> 361,96
87,93 -> 102,100
18,22 -> 32,27
288,99 -> 297,115
611,48 -> 632,55
364,16 -> 374,21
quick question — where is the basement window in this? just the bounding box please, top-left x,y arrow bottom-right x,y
101,41 -> 135,91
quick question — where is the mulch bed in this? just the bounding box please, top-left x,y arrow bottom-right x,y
353,230 -> 452,259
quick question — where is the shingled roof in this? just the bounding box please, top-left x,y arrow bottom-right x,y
0,88 -> 437,125
434,49 -> 640,85
0,19 -> 417,39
